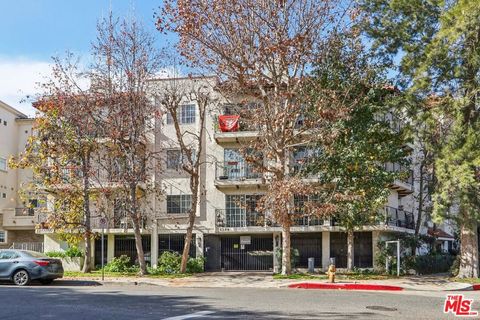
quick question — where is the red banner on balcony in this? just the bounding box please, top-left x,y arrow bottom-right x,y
218,115 -> 240,132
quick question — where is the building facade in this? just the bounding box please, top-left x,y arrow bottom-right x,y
0,100 -> 43,251
39,78 -> 424,271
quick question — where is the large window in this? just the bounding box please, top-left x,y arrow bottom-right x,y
167,195 -> 192,214
0,157 -> 7,171
225,194 -> 263,227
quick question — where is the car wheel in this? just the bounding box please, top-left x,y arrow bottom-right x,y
39,279 -> 54,285
12,269 -> 30,286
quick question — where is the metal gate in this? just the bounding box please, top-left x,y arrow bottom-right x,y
330,232 -> 347,268
114,235 -> 151,265
291,233 -> 322,268
94,237 -> 108,267
204,235 -> 221,271
220,235 -> 273,271
354,232 -> 373,268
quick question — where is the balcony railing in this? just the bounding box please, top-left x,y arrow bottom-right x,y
215,161 -> 261,181
292,215 -> 323,226
383,206 -> 415,229
384,162 -> 414,185
215,209 -> 268,228
15,207 -> 36,216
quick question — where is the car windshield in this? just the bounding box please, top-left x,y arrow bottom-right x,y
22,251 -> 48,258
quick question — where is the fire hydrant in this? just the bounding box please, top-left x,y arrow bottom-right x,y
327,264 -> 336,283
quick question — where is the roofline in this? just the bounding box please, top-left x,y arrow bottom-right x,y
0,100 -> 28,118
147,75 -> 217,82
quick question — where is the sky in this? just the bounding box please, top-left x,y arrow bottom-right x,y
0,0 -> 166,116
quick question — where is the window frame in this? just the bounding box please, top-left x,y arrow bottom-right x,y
0,157 -> 7,172
166,194 -> 192,214
0,230 -> 7,243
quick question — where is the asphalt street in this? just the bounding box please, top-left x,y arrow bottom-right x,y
0,280 -> 475,319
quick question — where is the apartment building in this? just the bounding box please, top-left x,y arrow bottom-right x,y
0,100 -> 43,251
39,77 -> 429,271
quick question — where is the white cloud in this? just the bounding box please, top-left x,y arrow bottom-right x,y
0,57 -> 52,117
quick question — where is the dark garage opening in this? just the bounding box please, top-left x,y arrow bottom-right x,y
291,233 -> 322,268
330,232 -> 347,268
221,235 -> 273,271
354,232 -> 373,268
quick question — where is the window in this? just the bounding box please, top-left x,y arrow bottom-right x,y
166,150 -> 182,170
0,231 -> 6,243
167,195 -> 192,214
2,193 -> 5,199
3,120 -> 6,126
166,105 -> 196,124
0,157 -> 7,171
181,105 -> 196,124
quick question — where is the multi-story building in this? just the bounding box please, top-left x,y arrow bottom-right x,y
39,77 -> 425,271
0,100 -> 43,251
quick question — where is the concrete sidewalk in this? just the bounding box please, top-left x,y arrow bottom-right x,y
62,272 -> 474,291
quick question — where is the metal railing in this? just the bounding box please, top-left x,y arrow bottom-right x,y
384,162 -> 414,185
215,209 -> 266,228
15,207 -> 36,216
215,161 -> 261,181
383,206 -> 415,229
91,215 -> 147,229
11,242 -> 44,252
292,215 -> 324,226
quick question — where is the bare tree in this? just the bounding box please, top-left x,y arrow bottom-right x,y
91,14 -> 164,275
158,0 -> 356,274
155,76 -> 215,273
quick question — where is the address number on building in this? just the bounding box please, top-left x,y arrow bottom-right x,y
240,236 -> 251,245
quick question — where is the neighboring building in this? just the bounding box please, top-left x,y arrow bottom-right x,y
0,100 -> 43,251
39,78 -> 423,271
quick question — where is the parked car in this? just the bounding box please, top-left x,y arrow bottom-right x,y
0,250 -> 63,286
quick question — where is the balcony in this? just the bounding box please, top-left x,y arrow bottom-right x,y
2,208 -> 39,230
384,162 -> 414,196
214,115 -> 261,143
215,209 -> 324,229
36,213 -> 147,231
214,161 -> 263,188
383,206 -> 415,230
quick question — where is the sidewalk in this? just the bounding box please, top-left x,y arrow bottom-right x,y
62,272 -> 474,291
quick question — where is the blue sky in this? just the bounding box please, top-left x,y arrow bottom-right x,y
0,0 -> 166,116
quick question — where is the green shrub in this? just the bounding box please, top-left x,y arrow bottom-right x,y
64,246 -> 83,258
157,251 -> 204,274
186,256 -> 205,273
104,255 -> 136,273
158,251 -> 182,274
450,255 -> 460,276
45,251 -> 66,258
414,254 -> 455,275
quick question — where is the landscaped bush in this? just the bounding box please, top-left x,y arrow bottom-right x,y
64,246 -> 83,257
157,251 -> 204,274
103,255 -> 138,273
414,254 -> 455,275
45,251 -> 66,258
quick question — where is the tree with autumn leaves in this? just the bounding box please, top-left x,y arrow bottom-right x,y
158,0 -> 373,274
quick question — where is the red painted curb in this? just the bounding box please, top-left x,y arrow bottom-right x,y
288,282 -> 404,291
471,284 -> 480,291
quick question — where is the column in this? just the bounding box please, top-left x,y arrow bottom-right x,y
151,221 -> 159,268
273,232 -> 281,273
322,232 -> 330,271
195,233 -> 204,258
107,234 -> 115,262
372,231 -> 380,271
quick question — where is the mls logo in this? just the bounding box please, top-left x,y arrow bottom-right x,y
444,294 -> 478,317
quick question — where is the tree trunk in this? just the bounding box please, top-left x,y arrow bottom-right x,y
347,230 -> 354,271
180,176 -> 199,273
281,223 -> 292,275
130,184 -> 147,275
81,155 -> 92,273
457,217 -> 479,278
412,162 -> 425,256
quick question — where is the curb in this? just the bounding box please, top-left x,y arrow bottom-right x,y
288,282 -> 404,291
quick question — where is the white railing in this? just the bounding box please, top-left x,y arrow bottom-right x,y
11,242 -> 44,252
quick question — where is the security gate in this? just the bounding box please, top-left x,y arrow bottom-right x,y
354,232 -> 373,268
291,233 -> 322,268
330,232 -> 347,268
114,235 -> 151,265
94,237 -> 108,267
220,235 -> 273,271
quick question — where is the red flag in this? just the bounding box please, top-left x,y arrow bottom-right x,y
218,115 -> 240,132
